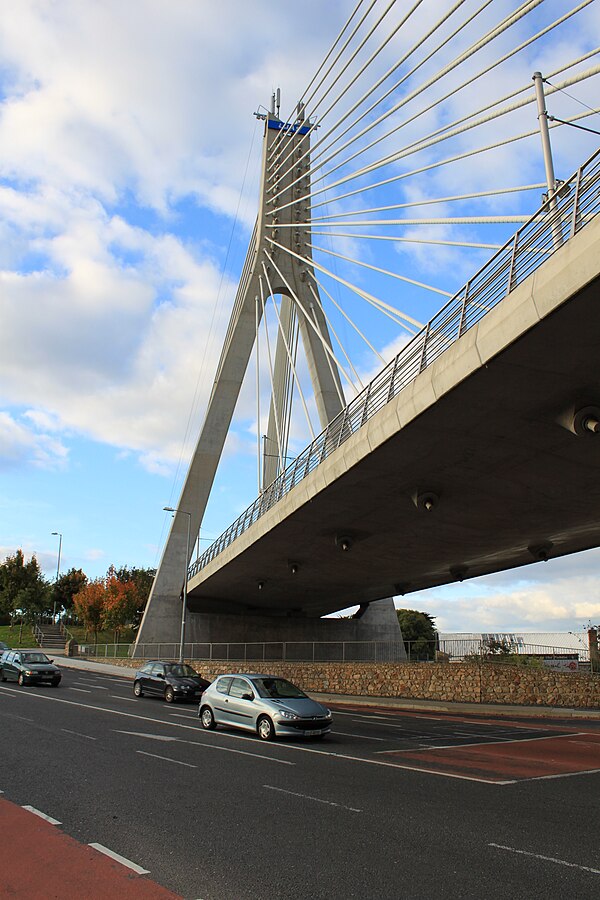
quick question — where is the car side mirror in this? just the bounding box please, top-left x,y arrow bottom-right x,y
242,692 -> 254,701
49,660 -> 54,664
157,672 -> 165,679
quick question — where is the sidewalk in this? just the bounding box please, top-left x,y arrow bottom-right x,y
56,655 -> 600,720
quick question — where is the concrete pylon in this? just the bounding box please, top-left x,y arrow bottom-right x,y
134,102 -> 402,654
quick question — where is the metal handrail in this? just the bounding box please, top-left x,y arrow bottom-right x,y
189,147 -> 600,578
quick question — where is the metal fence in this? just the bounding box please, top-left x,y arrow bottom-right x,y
189,147 -> 600,578
116,640 -> 408,663
79,638 -> 596,671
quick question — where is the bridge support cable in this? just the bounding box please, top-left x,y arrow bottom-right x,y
308,275 -> 383,376
270,0 -> 485,186
270,5 -> 595,215
270,0 -> 431,177
258,276 -> 286,479
306,240 -> 454,298
304,185 -> 547,224
272,59 -> 600,219
335,60 -> 600,190
270,0 -> 548,205
260,263 -> 316,445
311,232 -> 503,250
262,247 -> 356,393
303,107 -> 600,215
255,290 -> 262,494
266,236 -> 422,334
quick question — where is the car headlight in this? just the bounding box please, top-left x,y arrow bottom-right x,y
277,709 -> 300,720
24,670 -> 34,676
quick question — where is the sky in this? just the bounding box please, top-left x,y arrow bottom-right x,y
1,0 -> 600,638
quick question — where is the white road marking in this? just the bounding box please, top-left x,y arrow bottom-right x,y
169,712 -> 198,719
264,784 -> 361,812
518,768 -> 600,783
137,750 -> 197,768
489,843 -> 600,875
73,682 -> 109,690
61,728 -> 97,741
180,738 -> 295,765
110,695 -> 137,702
333,731 -> 386,741
117,731 -> 179,742
69,688 -> 92,694
89,842 -> 150,874
333,711 -> 394,720
376,732 -> 586,754
22,805 -> 61,825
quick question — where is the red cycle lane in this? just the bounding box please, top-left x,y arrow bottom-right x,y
0,798 -> 182,899
381,732 -> 600,783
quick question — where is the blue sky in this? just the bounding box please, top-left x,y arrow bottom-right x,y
1,0 -> 600,636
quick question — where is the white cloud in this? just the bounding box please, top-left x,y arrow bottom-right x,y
413,549 -> 600,633
0,411 -> 69,470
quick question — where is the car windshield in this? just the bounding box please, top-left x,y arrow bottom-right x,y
165,664 -> 198,678
254,678 -> 307,700
21,653 -> 50,664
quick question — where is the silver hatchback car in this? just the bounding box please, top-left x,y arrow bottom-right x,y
199,673 -> 332,741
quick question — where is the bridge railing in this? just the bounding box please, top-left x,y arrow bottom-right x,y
190,147 -> 600,577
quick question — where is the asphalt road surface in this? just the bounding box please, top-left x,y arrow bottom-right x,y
1,666 -> 599,899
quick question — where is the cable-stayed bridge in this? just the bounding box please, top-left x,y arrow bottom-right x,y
135,0 -> 600,654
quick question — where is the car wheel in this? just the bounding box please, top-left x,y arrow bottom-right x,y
200,706 -> 216,730
51,678 -> 61,687
257,715 -> 275,741
133,681 -> 143,697
17,673 -> 26,686
164,686 -> 175,703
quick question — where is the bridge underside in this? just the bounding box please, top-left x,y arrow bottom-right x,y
188,218 -> 600,617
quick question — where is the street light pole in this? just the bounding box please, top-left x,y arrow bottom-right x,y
51,532 -> 62,623
164,507 -> 191,664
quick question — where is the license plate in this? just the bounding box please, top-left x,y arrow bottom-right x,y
305,729 -> 322,736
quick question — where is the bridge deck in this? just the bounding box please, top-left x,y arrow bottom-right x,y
188,214 -> 600,616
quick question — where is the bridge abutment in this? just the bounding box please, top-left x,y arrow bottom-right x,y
133,596 -> 405,660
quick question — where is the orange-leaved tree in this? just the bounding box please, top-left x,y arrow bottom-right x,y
103,566 -> 139,643
73,579 -> 105,643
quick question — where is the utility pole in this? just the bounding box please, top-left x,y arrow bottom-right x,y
533,71 -> 563,250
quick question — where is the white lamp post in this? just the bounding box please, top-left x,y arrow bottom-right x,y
51,532 -> 62,623
164,507 -> 191,664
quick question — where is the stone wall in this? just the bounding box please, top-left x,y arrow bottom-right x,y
95,657 -> 599,709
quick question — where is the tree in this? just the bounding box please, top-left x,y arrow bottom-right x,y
103,566 -> 140,642
73,579 -> 105,642
114,565 -> 155,630
396,609 -> 437,660
0,550 -> 52,623
53,568 -> 88,621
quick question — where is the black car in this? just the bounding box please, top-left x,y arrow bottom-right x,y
133,661 -> 210,703
0,650 -> 61,686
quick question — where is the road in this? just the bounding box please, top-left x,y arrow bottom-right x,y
1,665 -> 599,899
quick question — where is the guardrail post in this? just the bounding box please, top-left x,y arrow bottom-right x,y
360,384 -> 371,427
387,354 -> 398,401
418,323 -> 430,373
570,166 -> 583,238
506,232 -> 519,295
458,282 -> 470,337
